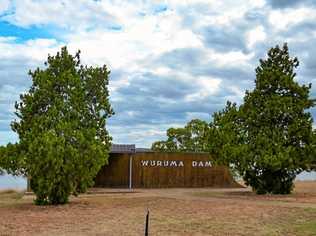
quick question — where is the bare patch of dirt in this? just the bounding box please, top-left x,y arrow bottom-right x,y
0,181 -> 315,235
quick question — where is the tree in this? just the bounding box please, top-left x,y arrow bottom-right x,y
0,146 -> 5,175
207,101 -> 246,175
213,44 -> 315,194
0,143 -> 24,176
9,47 -> 114,204
151,119 -> 210,152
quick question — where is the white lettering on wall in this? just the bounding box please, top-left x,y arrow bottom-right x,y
204,161 -> 212,167
141,160 -> 212,168
192,161 -> 197,167
141,160 -> 149,166
170,161 -> 177,167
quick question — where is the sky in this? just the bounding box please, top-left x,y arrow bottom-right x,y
0,0 -> 316,149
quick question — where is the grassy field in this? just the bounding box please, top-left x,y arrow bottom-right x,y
0,181 -> 315,236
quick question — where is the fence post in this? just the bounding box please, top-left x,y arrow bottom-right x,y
145,209 -> 149,236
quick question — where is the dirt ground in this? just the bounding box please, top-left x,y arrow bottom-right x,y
0,181 -> 316,236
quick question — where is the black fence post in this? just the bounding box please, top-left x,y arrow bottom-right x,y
145,209 -> 149,236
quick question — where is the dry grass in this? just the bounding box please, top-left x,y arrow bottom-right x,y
0,182 -> 315,235
0,189 -> 25,207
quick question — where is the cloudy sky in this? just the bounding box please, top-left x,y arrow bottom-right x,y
0,0 -> 316,148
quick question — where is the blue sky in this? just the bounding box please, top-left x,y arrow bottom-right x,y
1,0 -> 316,148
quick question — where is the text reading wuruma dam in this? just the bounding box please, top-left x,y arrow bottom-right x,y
140,160 -> 212,167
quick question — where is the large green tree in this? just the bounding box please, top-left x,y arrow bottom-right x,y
151,119 -> 210,152
213,44 -> 315,194
8,47 -> 114,204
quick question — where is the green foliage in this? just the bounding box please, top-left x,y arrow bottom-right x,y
309,130 -> 316,171
212,44 -> 315,194
10,47 -> 114,204
151,119 -> 210,152
208,101 -> 247,173
0,143 -> 24,176
0,146 -> 5,175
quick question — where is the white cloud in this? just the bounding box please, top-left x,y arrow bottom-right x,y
185,77 -> 221,102
268,7 -> 316,31
209,49 -> 254,67
66,6 -> 202,73
0,38 -> 61,62
3,0 -> 117,29
0,0 -> 10,14
0,0 -> 315,148
247,26 -> 266,48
